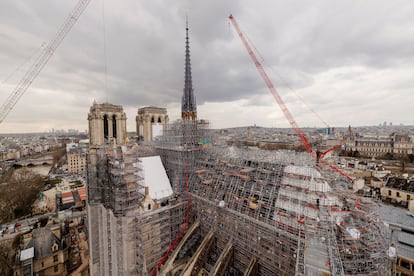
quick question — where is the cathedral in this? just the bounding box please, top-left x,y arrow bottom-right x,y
86,21 -> 390,276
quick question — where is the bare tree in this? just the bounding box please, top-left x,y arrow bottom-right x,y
0,239 -> 15,276
0,168 -> 43,224
52,147 -> 66,167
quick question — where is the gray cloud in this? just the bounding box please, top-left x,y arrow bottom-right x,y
0,0 -> 413,132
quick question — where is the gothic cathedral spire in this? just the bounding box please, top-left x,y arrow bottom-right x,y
181,17 -> 197,121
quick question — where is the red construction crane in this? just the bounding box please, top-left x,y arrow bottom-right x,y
0,0 -> 91,125
229,14 -> 354,182
228,15 -> 313,154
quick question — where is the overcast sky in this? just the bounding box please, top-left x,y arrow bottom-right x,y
0,0 -> 413,133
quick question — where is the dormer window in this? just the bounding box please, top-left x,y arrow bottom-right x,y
52,241 -> 59,252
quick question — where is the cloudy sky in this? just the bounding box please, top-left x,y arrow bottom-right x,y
0,0 -> 413,133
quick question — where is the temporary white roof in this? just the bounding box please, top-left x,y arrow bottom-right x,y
139,156 -> 173,200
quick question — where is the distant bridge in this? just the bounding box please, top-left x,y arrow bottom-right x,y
15,155 -> 54,167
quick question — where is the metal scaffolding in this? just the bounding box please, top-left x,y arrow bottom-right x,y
87,143 -> 189,275
165,147 -> 392,275
136,199 -> 187,275
155,119 -> 211,195
87,122 -> 390,275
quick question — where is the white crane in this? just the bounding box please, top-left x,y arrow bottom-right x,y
0,0 -> 91,124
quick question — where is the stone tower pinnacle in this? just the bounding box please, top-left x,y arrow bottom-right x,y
181,17 -> 197,121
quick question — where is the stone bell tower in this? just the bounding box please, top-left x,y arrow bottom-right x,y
87,101 -> 127,146
136,106 -> 169,142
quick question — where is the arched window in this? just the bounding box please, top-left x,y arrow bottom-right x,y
151,116 -> 155,123
103,114 -> 109,139
148,203 -> 151,210
112,115 -> 117,138
158,117 -> 162,123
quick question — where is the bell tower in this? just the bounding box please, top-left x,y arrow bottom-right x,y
87,101 -> 127,146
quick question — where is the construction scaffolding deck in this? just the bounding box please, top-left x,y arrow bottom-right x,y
156,146 -> 391,275
149,119 -> 392,275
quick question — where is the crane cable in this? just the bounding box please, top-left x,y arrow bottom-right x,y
242,30 -> 331,128
101,0 -> 109,102
0,0 -> 91,125
230,15 -> 353,181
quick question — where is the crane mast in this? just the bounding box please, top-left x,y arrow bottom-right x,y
228,15 -> 313,154
0,0 -> 91,124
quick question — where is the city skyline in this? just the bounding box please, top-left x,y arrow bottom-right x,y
1,0 -> 414,133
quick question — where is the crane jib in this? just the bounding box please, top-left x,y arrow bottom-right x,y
228,14 -> 353,182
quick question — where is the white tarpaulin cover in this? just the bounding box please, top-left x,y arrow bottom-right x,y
140,156 -> 173,200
